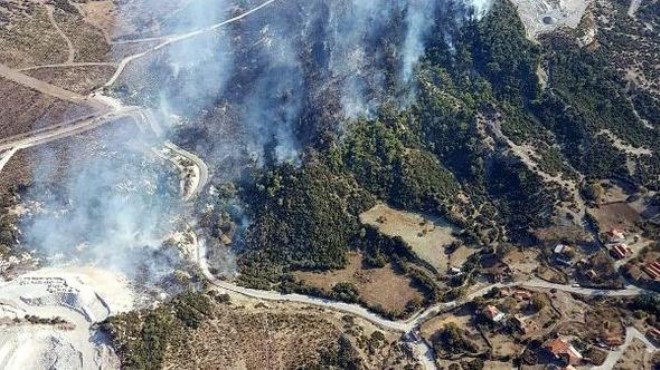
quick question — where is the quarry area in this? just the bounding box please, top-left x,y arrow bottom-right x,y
510,0 -> 591,39
0,268 -> 134,369
0,0 -> 658,369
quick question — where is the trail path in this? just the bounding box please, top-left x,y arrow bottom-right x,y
47,6 -> 75,64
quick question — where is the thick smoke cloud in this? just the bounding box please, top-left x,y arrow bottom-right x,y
21,122 -> 185,281
19,0 -> 492,282
129,0 -> 493,160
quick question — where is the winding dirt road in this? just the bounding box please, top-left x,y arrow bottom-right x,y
47,5 -> 75,64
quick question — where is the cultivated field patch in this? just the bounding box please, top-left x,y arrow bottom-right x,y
294,253 -> 424,314
360,204 -> 466,272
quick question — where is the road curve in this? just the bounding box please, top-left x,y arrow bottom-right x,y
47,5 -> 75,64
163,141 -> 209,200
592,326 -> 658,370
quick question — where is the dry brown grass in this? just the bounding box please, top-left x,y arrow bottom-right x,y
503,249 -> 541,280
549,290 -> 589,323
360,204 -> 465,272
78,0 -> 115,40
584,304 -> 625,343
589,202 -> 641,233
0,77 -> 94,140
53,10 -> 110,63
160,297 -> 416,370
613,338 -> 654,370
164,305 -> 340,370
24,65 -> 116,94
0,5 -> 68,67
294,253 -> 424,314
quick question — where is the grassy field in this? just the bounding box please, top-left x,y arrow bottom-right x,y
360,204 -> 467,272
294,252 -> 424,314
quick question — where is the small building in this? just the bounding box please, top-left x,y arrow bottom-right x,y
544,338 -> 583,366
646,327 -> 660,344
605,228 -> 625,244
482,305 -> 505,322
610,244 -> 631,259
642,261 -> 660,280
585,269 -> 597,280
512,290 -> 532,301
448,267 -> 463,275
554,244 -> 570,254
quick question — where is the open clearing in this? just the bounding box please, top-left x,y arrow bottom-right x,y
294,253 -> 424,314
510,0 -> 591,39
360,204 -> 467,272
588,202 -> 641,233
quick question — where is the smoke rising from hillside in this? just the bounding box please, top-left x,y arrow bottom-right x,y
137,0 -> 492,160
21,122 -> 185,281
19,0 -> 492,282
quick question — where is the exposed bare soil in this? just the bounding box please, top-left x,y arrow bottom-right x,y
588,202 -> 641,233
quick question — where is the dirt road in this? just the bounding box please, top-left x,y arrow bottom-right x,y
47,5 -> 75,64
0,109 -> 138,152
104,0 -> 277,87
0,64 -> 107,112
593,326 -> 658,370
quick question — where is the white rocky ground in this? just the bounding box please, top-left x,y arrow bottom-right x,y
511,0 -> 591,39
0,267 -> 135,370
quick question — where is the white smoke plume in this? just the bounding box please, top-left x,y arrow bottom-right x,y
18,0 -> 492,282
